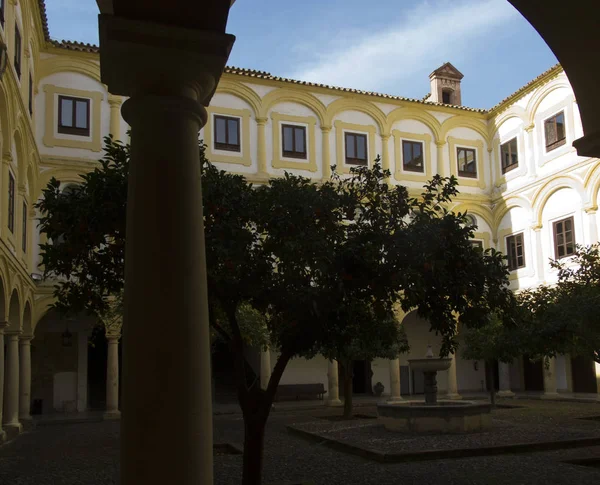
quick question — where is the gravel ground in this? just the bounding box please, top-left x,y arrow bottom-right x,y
0,400 -> 599,485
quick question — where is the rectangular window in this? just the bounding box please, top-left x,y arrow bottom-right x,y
14,25 -> 21,78
500,137 -> 518,174
213,115 -> 241,152
0,0 -> 5,28
28,74 -> 33,116
457,147 -> 477,178
345,132 -> 368,165
544,111 -> 566,152
58,95 -> 90,136
22,201 -> 27,252
471,240 -> 484,250
402,140 -> 424,172
553,216 -> 575,259
281,124 -> 307,159
8,172 -> 14,233
506,233 -> 525,271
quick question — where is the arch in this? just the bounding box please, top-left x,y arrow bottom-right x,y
215,79 -> 262,118
32,294 -> 56,334
385,107 -> 442,142
38,57 -> 102,84
526,77 -> 572,125
532,175 -> 585,227
22,300 -> 32,336
36,169 -> 87,197
325,97 -> 387,134
0,270 -> 6,324
450,202 -> 494,230
0,81 -> 14,157
13,126 -> 27,185
489,106 -> 528,140
440,116 -> 491,144
7,289 -> 21,332
584,160 -> 600,210
259,89 -> 326,125
493,195 -> 533,235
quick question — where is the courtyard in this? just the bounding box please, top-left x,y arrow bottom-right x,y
2,399 -> 600,485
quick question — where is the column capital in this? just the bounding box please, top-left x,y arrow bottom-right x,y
106,333 -> 121,342
5,330 -> 22,341
108,94 -> 123,107
435,139 -> 446,147
0,320 -> 8,330
381,132 -> 391,140
19,335 -> 33,344
584,205 -> 598,214
525,123 -> 535,133
256,117 -> 268,125
122,96 -> 207,129
531,223 -> 543,231
320,125 -> 332,133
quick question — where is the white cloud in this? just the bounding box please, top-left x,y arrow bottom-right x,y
287,0 -> 519,93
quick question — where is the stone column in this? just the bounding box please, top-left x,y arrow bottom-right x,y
381,133 -> 391,183
3,332 -> 22,436
99,13 -> 234,485
256,117 -> 268,177
497,361 -> 515,397
532,224 -> 545,283
104,334 -> 120,419
260,348 -> 271,390
326,359 -> 342,406
108,94 -> 123,140
585,207 -> 599,244
389,358 -> 402,401
77,332 -> 89,413
0,322 -> 7,442
446,352 -> 461,400
435,140 -> 446,177
321,125 -> 332,181
18,336 -> 32,422
542,357 -> 559,398
524,124 -> 536,179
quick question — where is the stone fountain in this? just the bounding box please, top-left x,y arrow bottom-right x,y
377,345 -> 491,433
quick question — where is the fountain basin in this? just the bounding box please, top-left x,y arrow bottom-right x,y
408,357 -> 452,373
377,401 -> 492,433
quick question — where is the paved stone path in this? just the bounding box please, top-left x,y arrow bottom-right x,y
1,400 -> 600,484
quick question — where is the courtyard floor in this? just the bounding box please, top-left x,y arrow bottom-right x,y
2,399 -> 600,484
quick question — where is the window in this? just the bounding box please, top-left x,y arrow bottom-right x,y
345,132 -> 368,165
544,111 -> 566,152
58,95 -> 90,136
28,74 -> 33,116
22,201 -> 27,252
500,138 -> 518,174
402,140 -> 424,172
553,216 -> 575,259
506,233 -> 525,271
0,0 -> 5,28
442,90 -> 452,104
213,115 -> 240,152
7,172 -> 14,233
282,124 -> 307,159
471,240 -> 483,250
14,25 -> 21,78
457,147 -> 477,177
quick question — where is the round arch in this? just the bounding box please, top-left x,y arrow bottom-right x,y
526,79 -> 572,126
215,79 -> 262,118
532,176 -> 585,227
440,116 -> 491,144
38,57 -> 102,84
36,169 -> 87,197
0,81 -> 14,156
450,203 -> 494,230
7,289 -> 21,333
584,162 -> 600,210
489,107 -> 528,140
259,89 -> 327,125
13,126 -> 28,186
325,98 -> 387,134
23,300 -> 33,337
385,107 -> 442,141
492,196 -> 533,236
32,295 -> 56,334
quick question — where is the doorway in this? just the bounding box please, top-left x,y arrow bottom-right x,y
485,360 -> 500,391
352,360 -> 372,394
571,356 -> 597,393
523,355 -> 544,391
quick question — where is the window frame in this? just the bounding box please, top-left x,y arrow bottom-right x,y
506,232 -> 525,271
281,123 -> 307,159
553,216 -> 576,260
213,114 -> 241,152
22,200 -> 27,252
344,131 -> 368,166
470,240 -> 484,250
544,111 -> 566,152
7,172 -> 15,233
0,0 -> 5,28
28,73 -> 33,116
500,137 -> 519,174
402,140 -> 425,173
57,95 -> 91,137
456,147 -> 477,178
14,24 -> 21,79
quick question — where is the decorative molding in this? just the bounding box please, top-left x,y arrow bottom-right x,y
447,137 -> 486,189
204,107 -> 252,168
334,120 -> 376,175
270,112 -> 318,173
392,130 -> 432,183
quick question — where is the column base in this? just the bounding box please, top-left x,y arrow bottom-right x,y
496,390 -> 515,398
325,399 -> 342,407
2,423 -> 22,440
387,396 -> 404,402
541,392 -> 560,400
444,393 -> 462,400
103,410 -> 121,420
19,417 -> 34,431
0,429 -> 6,444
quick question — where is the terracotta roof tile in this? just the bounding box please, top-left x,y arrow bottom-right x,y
38,0 -> 51,41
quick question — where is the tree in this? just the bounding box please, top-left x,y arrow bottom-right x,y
517,244 -> 600,363
36,136 -> 514,485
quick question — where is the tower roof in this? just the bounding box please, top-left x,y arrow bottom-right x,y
429,62 -> 464,80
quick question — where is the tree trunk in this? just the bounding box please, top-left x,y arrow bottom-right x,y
343,359 -> 353,419
242,414 -> 267,485
486,360 -> 496,408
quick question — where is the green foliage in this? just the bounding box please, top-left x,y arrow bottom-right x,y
517,244 -> 600,363
462,313 -> 521,363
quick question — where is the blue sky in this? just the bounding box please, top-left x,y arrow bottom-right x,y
45,0 -> 557,109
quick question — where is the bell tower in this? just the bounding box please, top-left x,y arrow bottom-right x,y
428,62 -> 464,106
